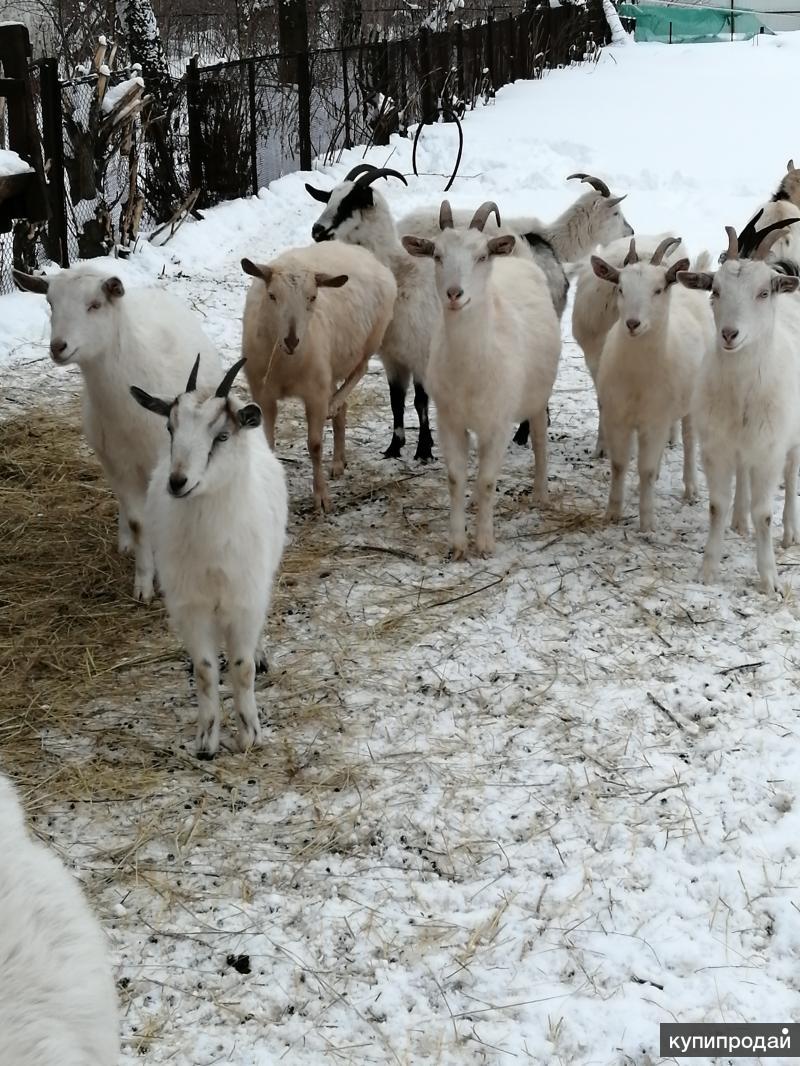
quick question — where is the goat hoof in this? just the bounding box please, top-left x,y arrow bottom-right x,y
476,538 -> 495,558
254,651 -> 269,675
604,509 -> 623,525
314,491 -> 332,514
449,542 -> 468,561
383,439 -> 404,459
196,749 -> 216,761
683,488 -> 698,505
512,424 -> 530,447
731,518 -> 750,537
330,460 -> 346,479
414,443 -> 434,463
133,579 -> 154,604
700,563 -> 718,585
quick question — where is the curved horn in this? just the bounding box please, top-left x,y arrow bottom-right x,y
736,207 -> 764,256
788,159 -> 796,172
439,200 -> 454,230
305,183 -> 331,204
185,353 -> 201,393
469,201 -> 501,231
353,167 -> 409,189
752,217 -> 800,261
650,237 -> 681,266
567,172 -> 611,198
215,357 -> 247,399
623,238 -> 638,266
344,163 -> 378,181
725,226 -> 739,261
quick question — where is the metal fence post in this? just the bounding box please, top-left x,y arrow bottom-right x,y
297,49 -> 312,170
39,57 -> 69,266
247,58 -> 258,195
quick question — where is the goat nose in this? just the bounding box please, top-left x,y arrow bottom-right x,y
284,335 -> 299,353
311,224 -> 327,242
50,339 -> 67,357
722,327 -> 739,345
447,286 -> 464,302
625,318 -> 641,333
169,474 -> 188,495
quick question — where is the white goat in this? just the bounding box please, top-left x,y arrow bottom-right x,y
398,172 -> 633,267
306,163 -> 441,460
131,357 -> 287,757
591,237 -> 713,531
572,233 -> 686,457
0,772 -> 119,1066
737,160 -> 800,267
241,241 -> 396,511
13,264 -> 221,601
678,225 -> 800,594
402,201 -> 561,558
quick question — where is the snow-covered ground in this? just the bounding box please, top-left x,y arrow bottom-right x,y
3,32 -> 800,1066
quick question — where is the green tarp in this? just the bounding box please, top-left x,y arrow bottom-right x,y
618,3 -> 773,41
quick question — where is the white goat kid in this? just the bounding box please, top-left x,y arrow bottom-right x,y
0,773 -> 119,1066
678,226 -> 800,594
591,238 -> 710,531
131,358 -> 288,757
571,233 -> 686,457
13,265 -> 221,601
403,201 -> 560,558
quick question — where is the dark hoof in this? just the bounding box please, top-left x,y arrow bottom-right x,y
383,438 -> 404,459
255,652 -> 269,675
513,422 -> 530,447
196,750 -> 215,761
414,446 -> 434,463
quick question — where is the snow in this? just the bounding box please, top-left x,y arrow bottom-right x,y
3,32 -> 800,1066
0,148 -> 33,178
101,75 -> 145,115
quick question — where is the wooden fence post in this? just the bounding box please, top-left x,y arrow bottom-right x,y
38,57 -> 69,266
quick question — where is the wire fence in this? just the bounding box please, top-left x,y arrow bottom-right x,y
1,0 -> 608,294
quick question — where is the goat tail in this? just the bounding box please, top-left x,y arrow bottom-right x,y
329,356 -> 370,418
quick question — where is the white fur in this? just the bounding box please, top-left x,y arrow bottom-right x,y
15,264 -> 221,601
592,250 -> 713,532
142,381 -> 288,757
398,184 -> 633,268
678,256 -> 800,593
403,224 -> 560,558
0,773 -> 119,1066
572,233 -> 687,456
241,242 -> 396,511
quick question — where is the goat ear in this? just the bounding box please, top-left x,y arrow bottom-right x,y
242,258 -> 273,284
607,194 -> 627,208
676,271 -> 714,291
789,159 -> 796,172
772,273 -> 800,295
402,236 -> 435,258
487,235 -> 515,257
102,276 -> 125,300
590,256 -> 619,284
13,269 -> 49,294
665,258 -> 690,286
305,183 -> 331,203
237,402 -> 263,429
315,273 -> 348,288
130,385 -> 172,417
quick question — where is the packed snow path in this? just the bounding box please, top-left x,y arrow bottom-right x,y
3,36 -> 800,1066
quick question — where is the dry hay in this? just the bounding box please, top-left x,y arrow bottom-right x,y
0,408 -> 174,797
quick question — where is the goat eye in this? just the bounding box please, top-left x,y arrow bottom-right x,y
87,301 -> 101,312
758,290 -> 769,300
477,254 -> 488,263
215,432 -> 229,444
654,288 -> 663,295
310,294 -> 317,302
269,293 -> 277,303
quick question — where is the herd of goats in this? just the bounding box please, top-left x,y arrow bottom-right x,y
3,157 -> 800,1062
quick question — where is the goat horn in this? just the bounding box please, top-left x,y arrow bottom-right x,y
344,163 -> 378,181
623,238 -> 638,266
215,357 -> 247,399
788,159 -> 795,172
469,201 -> 501,231
736,208 -> 764,256
567,172 -> 611,198
353,167 -> 409,189
725,226 -> 739,261
439,200 -> 454,230
752,217 -> 800,261
185,353 -> 201,392
650,237 -> 681,265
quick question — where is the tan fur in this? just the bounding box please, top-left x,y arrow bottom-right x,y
242,242 -> 396,512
